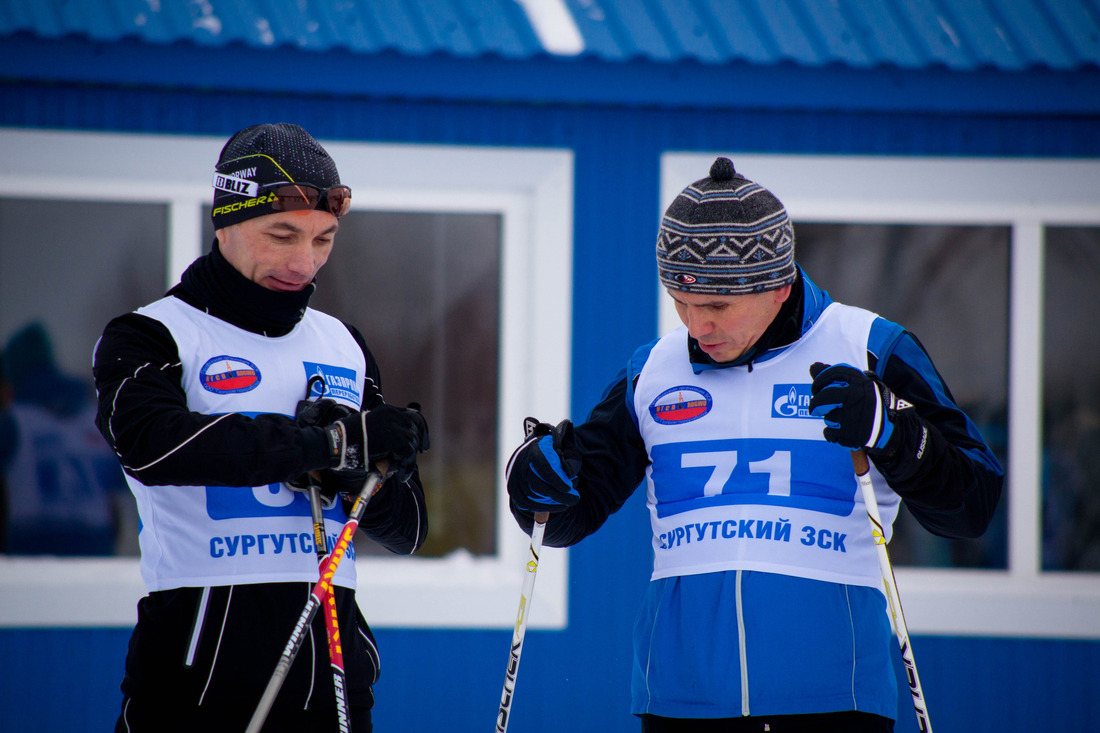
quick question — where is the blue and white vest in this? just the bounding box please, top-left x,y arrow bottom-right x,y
126,296 -> 365,592
634,303 -> 901,590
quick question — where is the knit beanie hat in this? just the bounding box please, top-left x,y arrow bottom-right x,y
211,123 -> 343,230
656,157 -> 796,295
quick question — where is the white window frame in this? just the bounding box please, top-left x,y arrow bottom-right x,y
0,128 -> 573,630
660,152 -> 1100,639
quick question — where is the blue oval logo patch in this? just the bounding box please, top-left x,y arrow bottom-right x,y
200,355 -> 261,394
650,385 -> 712,425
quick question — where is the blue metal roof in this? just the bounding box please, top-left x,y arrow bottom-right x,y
0,0 -> 543,58
566,0 -> 1100,70
1,0 -> 1097,71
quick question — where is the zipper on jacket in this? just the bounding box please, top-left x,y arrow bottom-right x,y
736,570 -> 750,716
185,586 -> 212,668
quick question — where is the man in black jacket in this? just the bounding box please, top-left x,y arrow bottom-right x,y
94,123 -> 429,732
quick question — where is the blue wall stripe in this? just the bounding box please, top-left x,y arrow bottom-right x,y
0,628 -> 131,731
3,36 -> 1100,115
2,628 -> 1097,731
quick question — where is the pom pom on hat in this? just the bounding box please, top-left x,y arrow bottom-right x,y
709,156 -> 736,181
656,157 -> 796,295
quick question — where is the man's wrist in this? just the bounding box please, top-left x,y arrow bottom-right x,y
297,425 -> 338,473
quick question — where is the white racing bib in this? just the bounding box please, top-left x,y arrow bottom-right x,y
635,304 -> 900,589
126,297 -> 366,592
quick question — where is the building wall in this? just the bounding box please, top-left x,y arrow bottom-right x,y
3,626 -> 1099,731
2,73 -> 1099,731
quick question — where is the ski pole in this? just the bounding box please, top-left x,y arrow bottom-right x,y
495,509 -> 549,733
851,449 -> 932,732
307,478 -> 351,733
246,464 -> 388,733
300,375 -> 352,731
496,416 -> 555,732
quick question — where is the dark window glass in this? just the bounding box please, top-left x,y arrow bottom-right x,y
0,199 -> 166,556
1042,226 -> 1100,571
795,223 -> 1009,568
205,209 -> 503,557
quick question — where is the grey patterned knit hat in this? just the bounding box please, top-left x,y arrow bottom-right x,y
657,157 -> 796,295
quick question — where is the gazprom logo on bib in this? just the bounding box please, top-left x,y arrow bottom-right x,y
650,386 -> 712,425
303,362 -> 361,404
200,355 -> 261,394
772,384 -> 815,419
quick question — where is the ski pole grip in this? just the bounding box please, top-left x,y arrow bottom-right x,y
851,449 -> 870,477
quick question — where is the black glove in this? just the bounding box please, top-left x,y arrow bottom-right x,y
295,396 -> 354,429
505,418 -> 581,513
325,403 -> 430,482
289,397 -> 360,499
808,362 -> 911,452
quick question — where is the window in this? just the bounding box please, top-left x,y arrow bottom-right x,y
795,222 -> 1009,570
1042,226 -> 1100,571
0,199 -> 166,557
315,211 -> 504,558
660,153 -> 1100,638
203,210 -> 505,558
0,129 -> 573,630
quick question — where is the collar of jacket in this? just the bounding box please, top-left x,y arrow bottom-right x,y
168,239 -> 316,337
688,266 -> 833,374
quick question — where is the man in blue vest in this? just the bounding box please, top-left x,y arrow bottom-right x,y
94,123 -> 430,732
506,157 -> 1003,732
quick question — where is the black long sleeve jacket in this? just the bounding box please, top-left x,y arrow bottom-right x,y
93,244 -> 426,710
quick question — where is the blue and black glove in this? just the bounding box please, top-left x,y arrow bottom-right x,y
505,418 -> 581,513
808,362 -> 911,453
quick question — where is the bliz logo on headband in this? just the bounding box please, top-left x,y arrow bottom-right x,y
303,362 -> 361,405
650,386 -> 712,425
772,384 -> 815,419
200,355 -> 261,394
212,171 -> 259,197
